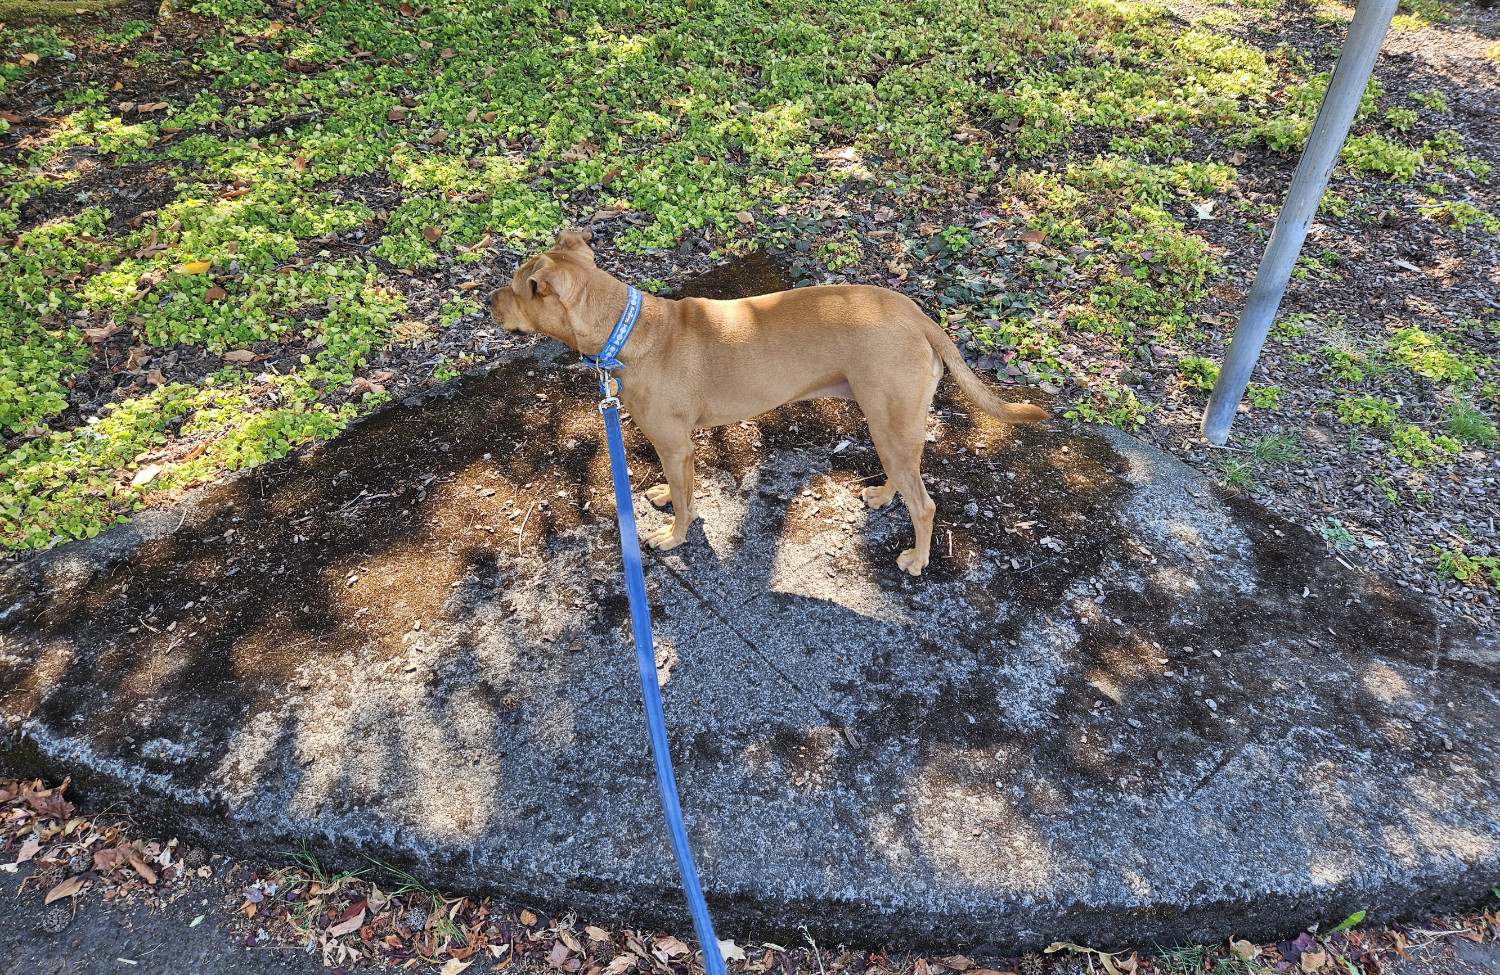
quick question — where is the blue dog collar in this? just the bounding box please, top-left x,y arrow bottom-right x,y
580,286 -> 642,386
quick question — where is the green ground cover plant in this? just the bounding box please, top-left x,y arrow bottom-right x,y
0,0 -> 1494,557
1337,394 -> 1398,428
1433,545 -> 1500,588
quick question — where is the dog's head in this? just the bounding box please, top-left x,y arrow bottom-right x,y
489,229 -> 612,349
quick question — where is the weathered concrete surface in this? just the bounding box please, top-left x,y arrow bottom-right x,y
2,349 -> 1498,951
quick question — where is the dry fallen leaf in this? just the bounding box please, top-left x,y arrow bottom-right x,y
45,875 -> 87,904
16,836 -> 41,864
603,953 -> 638,975
221,349 -> 258,364
656,936 -> 690,959
547,942 -> 574,969
93,846 -> 123,873
457,281 -> 483,290
718,940 -> 747,962
128,854 -> 158,885
519,909 -> 538,926
1230,939 -> 1260,961
429,130 -> 448,145
293,153 -> 307,172
735,210 -> 754,225
388,106 -> 407,121
423,225 -> 444,243
146,369 -> 167,386
328,907 -> 366,938
131,464 -> 164,489
82,323 -> 122,343
1019,230 -> 1047,244
439,47 -> 456,58
440,961 -> 474,975
205,285 -> 228,301
585,926 -> 613,942
28,783 -> 74,820
1299,949 -> 1327,973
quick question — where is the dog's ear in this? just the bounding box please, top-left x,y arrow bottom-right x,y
554,228 -> 594,253
526,255 -> 567,300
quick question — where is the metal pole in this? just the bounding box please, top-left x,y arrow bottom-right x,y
1200,0 -> 1398,445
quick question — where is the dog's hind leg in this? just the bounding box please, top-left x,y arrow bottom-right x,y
871,423 -> 935,575
857,384 -> 939,576
640,427 -> 699,551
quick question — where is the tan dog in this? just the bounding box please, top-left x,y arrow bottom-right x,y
489,230 -> 1048,576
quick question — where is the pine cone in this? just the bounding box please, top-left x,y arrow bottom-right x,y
180,846 -> 209,869
41,904 -> 72,935
404,906 -> 430,931
1019,952 -> 1046,975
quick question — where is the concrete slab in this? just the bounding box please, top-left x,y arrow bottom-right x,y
2,351 -> 1498,951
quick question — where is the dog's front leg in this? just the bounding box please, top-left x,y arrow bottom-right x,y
640,428 -> 698,551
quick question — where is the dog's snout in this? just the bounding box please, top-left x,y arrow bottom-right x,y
487,288 -> 501,315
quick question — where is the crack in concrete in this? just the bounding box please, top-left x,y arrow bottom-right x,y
1182,741 -> 1247,802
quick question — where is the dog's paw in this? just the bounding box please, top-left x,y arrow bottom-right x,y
897,548 -> 927,576
862,485 -> 895,509
645,483 -> 673,507
644,524 -> 686,551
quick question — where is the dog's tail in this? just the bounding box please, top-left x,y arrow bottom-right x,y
915,313 -> 1050,424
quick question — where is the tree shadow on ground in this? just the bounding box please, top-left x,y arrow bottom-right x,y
1,259 -> 1497,947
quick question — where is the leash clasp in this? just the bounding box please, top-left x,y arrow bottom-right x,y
597,369 -> 620,410
598,369 -> 621,412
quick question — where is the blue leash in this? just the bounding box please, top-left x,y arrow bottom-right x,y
591,287 -> 727,975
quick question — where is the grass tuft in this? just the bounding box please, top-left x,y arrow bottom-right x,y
1247,432 -> 1305,464
1445,399 -> 1498,446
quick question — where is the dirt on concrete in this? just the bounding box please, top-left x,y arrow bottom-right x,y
2,251 -> 1499,953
